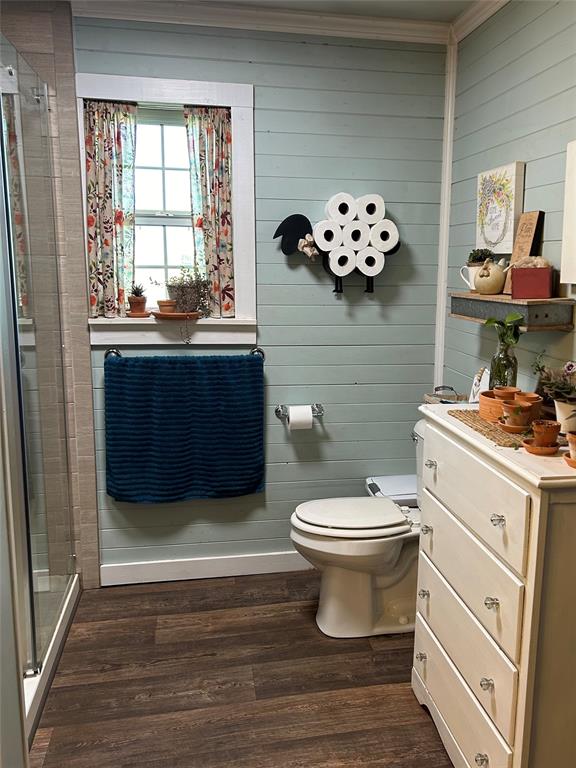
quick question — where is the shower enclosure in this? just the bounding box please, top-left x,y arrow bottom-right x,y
0,35 -> 76,702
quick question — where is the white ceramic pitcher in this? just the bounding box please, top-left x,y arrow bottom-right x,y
459,263 -> 482,291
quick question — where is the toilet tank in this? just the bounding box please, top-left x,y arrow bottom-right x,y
413,419 -> 427,507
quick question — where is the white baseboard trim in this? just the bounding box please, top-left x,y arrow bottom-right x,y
24,574 -> 80,739
100,550 -> 313,586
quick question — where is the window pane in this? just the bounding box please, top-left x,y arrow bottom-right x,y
135,169 -> 163,211
135,124 -> 162,167
164,125 -> 189,169
135,225 -> 165,266
133,267 -> 166,307
165,170 -> 191,212
166,226 -> 194,266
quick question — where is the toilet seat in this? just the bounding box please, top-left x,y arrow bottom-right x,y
292,497 -> 412,539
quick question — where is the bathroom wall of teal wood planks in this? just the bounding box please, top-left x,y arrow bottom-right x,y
75,17 -> 444,567
444,0 -> 576,393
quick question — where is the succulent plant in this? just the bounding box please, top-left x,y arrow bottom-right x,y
130,283 -> 145,297
468,248 -> 495,264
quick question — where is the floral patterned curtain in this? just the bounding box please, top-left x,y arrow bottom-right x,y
2,94 -> 30,318
184,106 -> 234,318
84,100 -> 136,317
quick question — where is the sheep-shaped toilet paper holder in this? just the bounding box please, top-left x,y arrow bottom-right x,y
274,192 -> 400,293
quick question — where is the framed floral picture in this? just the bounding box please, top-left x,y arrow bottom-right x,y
476,162 -> 525,253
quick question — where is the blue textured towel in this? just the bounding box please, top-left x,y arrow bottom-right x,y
105,355 -> 265,503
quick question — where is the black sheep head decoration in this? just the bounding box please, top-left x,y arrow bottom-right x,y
273,193 -> 400,293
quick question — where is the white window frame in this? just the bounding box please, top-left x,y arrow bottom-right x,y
76,73 -> 256,345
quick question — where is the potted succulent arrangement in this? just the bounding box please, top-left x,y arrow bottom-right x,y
484,312 -> 524,388
127,283 -> 147,316
460,248 -> 494,291
532,354 -> 576,432
166,267 -> 212,316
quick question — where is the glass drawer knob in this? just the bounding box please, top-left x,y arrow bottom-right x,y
480,677 -> 494,691
475,754 -> 489,766
415,652 -> 427,662
420,524 -> 433,535
418,589 -> 430,599
484,596 -> 500,610
425,459 -> 437,468
490,514 -> 506,528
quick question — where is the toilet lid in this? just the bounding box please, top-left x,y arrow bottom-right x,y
295,497 -> 408,531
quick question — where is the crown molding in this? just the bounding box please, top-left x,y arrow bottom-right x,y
451,0 -> 510,42
71,1 -> 451,45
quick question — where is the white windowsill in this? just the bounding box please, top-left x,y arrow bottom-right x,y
88,316 -> 257,346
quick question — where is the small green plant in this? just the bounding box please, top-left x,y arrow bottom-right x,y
468,248 -> 494,264
130,283 -> 145,297
484,312 -> 524,346
166,267 -> 211,317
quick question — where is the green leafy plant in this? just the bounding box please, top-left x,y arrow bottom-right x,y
468,248 -> 494,264
166,267 -> 211,317
484,312 -> 524,346
130,283 -> 145,297
532,352 -> 576,402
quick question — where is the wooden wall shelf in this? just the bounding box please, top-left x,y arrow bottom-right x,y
450,292 -> 575,332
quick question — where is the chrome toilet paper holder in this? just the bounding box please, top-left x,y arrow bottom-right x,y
275,404 -> 325,421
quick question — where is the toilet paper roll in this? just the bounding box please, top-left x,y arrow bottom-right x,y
328,246 -> 356,277
342,220 -> 370,251
325,192 -> 357,225
287,405 -> 314,431
356,194 -> 385,225
313,219 -> 343,252
370,219 -> 400,253
356,246 -> 385,277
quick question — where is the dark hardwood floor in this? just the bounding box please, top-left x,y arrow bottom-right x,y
30,570 -> 451,768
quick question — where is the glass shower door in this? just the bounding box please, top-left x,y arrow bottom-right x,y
1,37 -> 75,674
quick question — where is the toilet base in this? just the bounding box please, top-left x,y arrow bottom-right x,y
315,564 -> 417,638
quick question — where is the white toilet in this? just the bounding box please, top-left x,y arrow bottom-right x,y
290,420 -> 426,638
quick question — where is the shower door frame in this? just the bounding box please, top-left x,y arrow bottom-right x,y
0,69 -> 40,679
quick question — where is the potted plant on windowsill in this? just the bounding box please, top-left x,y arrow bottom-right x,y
166,267 -> 212,317
484,312 -> 524,389
127,283 -> 148,316
460,248 -> 494,292
533,354 -> 576,432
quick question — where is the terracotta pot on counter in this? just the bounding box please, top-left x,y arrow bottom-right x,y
567,432 -> 576,460
493,386 -> 521,401
502,400 -> 534,427
515,392 -> 543,419
532,420 -> 561,447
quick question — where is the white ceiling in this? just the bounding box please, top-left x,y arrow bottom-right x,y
195,0 -> 477,23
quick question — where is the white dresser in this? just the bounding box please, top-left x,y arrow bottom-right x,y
413,404 -> 576,768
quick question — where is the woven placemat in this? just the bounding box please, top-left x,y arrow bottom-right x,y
447,409 -> 525,448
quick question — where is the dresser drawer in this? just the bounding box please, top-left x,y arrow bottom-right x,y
413,615 -> 513,768
423,425 -> 530,575
420,488 -> 524,662
417,552 -> 518,745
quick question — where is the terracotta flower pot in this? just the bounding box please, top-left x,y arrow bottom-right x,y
157,299 -> 177,314
515,392 -> 543,419
128,295 -> 147,314
532,420 -> 561,447
567,432 -> 576,460
502,399 -> 533,427
493,386 -> 521,401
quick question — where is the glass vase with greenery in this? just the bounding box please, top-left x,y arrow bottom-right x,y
484,312 -> 523,388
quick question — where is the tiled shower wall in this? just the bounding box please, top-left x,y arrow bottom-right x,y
2,1 -> 100,587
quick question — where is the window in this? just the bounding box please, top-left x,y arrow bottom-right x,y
77,74 -> 256,341
133,111 -> 199,307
